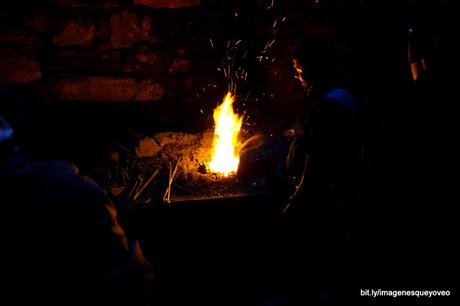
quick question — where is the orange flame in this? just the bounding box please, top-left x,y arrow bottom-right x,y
208,92 -> 243,176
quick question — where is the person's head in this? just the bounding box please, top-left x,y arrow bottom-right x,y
293,37 -> 336,93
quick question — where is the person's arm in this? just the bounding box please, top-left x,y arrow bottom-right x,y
39,164 -> 155,302
284,114 -> 313,213
285,100 -> 353,212
72,174 -> 154,301
286,115 -> 311,178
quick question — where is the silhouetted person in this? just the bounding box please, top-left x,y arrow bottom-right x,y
0,116 -> 153,305
285,37 -> 359,227
281,37 -> 360,304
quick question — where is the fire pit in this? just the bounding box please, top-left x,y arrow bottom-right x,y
106,92 -> 289,209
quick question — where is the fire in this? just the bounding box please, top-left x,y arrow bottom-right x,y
208,92 -> 243,176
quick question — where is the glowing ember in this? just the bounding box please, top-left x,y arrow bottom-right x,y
208,92 -> 243,176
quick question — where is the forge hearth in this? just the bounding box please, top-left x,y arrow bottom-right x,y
107,130 -> 288,207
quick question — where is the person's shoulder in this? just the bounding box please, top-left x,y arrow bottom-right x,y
37,161 -> 107,201
320,88 -> 357,114
6,158 -> 108,206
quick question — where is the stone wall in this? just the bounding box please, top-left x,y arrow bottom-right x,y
1,1 -> 204,110
1,0 -> 361,161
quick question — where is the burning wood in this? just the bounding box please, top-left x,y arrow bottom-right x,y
208,92 -> 243,177
103,89 -> 288,205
